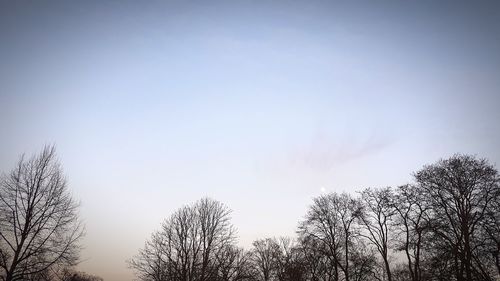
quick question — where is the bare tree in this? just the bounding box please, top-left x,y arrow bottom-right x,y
249,238 -> 278,281
129,198 -> 237,281
215,245 -> 254,281
348,242 -> 380,281
57,268 -> 103,281
0,146 -> 84,281
482,190 -> 500,276
271,237 -> 304,281
298,194 -> 343,281
297,235 -> 333,281
298,192 -> 362,281
392,184 -> 431,281
415,154 -> 500,281
335,193 -> 362,281
128,231 -> 170,281
358,187 -> 395,281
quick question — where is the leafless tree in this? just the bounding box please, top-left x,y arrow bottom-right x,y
249,238 -> 279,281
391,184 -> 431,281
482,190 -> 500,276
335,193 -> 362,281
415,155 -> 500,281
0,146 -> 84,281
128,231 -> 170,281
298,192 -> 362,281
358,187 -> 395,281
215,245 -> 254,281
297,235 -> 333,281
347,243 -> 380,281
298,194 -> 343,281
129,198 -> 237,281
271,237 -> 304,281
57,268 -> 103,281
248,237 -> 305,281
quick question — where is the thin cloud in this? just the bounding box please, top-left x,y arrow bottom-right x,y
290,132 -> 393,172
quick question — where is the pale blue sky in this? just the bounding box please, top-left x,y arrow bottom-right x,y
1,1 -> 500,280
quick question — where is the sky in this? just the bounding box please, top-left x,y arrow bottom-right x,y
1,1 -> 500,280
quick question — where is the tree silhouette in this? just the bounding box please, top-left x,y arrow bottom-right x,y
298,192 -> 364,281
0,146 -> 84,281
129,154 -> 500,281
358,187 -> 395,281
415,154 -> 500,281
129,198 -> 240,281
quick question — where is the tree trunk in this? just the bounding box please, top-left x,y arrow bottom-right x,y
5,271 -> 13,281
495,244 -> 500,276
414,231 -> 422,281
345,234 -> 349,281
383,257 -> 392,281
404,230 -> 414,281
464,227 -> 473,281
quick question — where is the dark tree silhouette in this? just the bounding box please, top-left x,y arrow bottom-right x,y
358,187 -> 395,281
129,198 -> 240,281
271,237 -> 304,281
415,154 -> 500,281
23,266 -> 102,281
249,238 -> 278,281
298,192 -> 363,281
481,190 -> 500,276
215,245 -> 253,281
55,268 -> 103,281
298,194 -> 343,281
297,234 -> 334,281
392,184 -> 431,281
0,146 -> 84,281
129,154 -> 500,281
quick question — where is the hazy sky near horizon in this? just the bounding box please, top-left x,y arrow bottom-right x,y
1,1 -> 500,280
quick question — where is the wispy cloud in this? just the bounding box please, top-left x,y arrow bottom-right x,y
289,131 -> 393,173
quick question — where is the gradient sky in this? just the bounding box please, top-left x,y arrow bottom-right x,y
1,1 -> 500,280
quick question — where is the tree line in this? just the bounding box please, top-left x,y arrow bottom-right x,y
129,155 -> 500,281
1,147 -> 499,281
